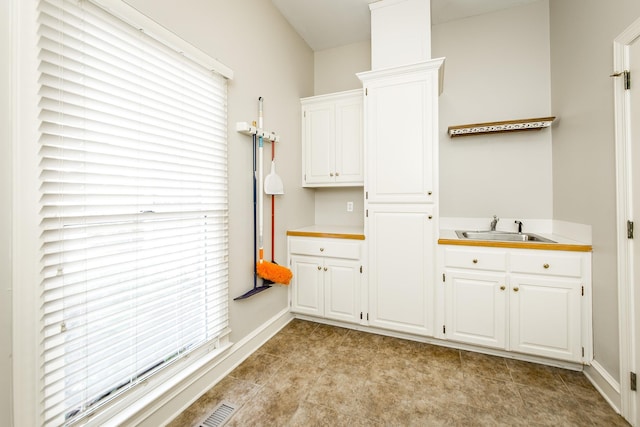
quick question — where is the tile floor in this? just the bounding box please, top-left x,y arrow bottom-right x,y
168,319 -> 629,426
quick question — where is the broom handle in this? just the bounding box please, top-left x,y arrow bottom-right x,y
257,97 -> 264,262
258,135 -> 264,261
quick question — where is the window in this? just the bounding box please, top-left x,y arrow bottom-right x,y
37,0 -> 230,424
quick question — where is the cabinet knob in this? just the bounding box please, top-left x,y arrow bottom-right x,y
320,248 -> 324,252
427,191 -> 433,196
472,259 -> 478,264
543,263 -> 550,269
428,215 -> 433,220
513,287 -> 519,292
500,285 -> 506,291
335,172 -> 340,176
324,267 -> 328,271
317,266 -> 322,270
330,172 -> 334,177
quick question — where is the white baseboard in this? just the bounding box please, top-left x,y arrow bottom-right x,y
130,308 -> 293,427
584,360 -> 622,414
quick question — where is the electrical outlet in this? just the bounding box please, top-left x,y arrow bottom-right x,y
347,201 -> 354,212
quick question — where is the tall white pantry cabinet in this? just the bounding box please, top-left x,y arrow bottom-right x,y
357,58 -> 445,336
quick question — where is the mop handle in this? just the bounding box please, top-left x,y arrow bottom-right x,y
271,141 -> 275,260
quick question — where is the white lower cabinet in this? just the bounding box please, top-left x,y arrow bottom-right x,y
509,275 -> 582,361
446,270 -> 507,349
366,204 -> 435,336
442,246 -> 591,363
289,237 -> 362,324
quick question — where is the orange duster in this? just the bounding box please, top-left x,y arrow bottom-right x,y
256,260 -> 292,285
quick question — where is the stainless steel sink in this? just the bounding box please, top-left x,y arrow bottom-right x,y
455,230 -> 556,243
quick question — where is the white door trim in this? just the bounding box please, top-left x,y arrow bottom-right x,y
614,16 -> 640,426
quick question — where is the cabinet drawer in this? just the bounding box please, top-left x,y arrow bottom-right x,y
289,238 -> 361,260
510,252 -> 582,277
444,248 -> 507,271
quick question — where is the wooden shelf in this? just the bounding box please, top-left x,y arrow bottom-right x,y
447,116 -> 555,138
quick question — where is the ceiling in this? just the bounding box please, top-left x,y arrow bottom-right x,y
271,0 -> 539,51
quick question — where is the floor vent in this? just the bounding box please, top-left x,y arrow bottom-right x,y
196,401 -> 238,427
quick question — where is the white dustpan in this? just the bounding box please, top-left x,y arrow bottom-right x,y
264,160 -> 284,195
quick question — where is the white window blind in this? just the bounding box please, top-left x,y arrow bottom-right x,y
37,0 -> 229,425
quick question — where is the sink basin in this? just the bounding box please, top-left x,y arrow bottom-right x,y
455,230 -> 556,243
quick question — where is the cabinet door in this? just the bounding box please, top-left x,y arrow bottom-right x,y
364,70 -> 437,203
367,204 -> 434,336
509,275 -> 582,362
324,258 -> 361,324
445,271 -> 507,349
334,98 -> 363,184
290,255 -> 323,317
302,103 -> 335,185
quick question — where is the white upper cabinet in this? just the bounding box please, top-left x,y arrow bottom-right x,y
358,60 -> 443,204
301,90 -> 363,187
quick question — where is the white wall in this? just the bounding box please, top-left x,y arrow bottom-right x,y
550,0 -> 640,383
432,1 -> 553,222
1,1 -> 13,425
314,40 -> 371,96
123,0 -> 315,342
314,188 -> 365,227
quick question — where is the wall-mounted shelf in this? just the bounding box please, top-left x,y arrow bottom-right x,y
236,121 -> 280,142
447,116 -> 556,138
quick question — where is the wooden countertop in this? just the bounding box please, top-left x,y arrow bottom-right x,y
437,238 -> 592,252
287,225 -> 365,240
287,226 -> 591,251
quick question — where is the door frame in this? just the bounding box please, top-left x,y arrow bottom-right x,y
614,15 -> 640,425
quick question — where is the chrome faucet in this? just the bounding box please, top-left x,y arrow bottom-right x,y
490,215 -> 498,231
